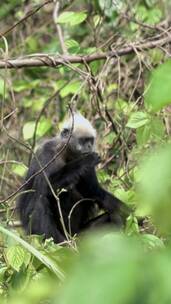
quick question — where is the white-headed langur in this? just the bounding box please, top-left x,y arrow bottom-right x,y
17,112 -> 130,243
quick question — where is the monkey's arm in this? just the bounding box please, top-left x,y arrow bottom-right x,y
83,212 -> 111,229
24,148 -> 100,195
49,153 -> 100,190
77,169 -> 130,226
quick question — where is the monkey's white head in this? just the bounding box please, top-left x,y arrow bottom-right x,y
61,112 -> 96,154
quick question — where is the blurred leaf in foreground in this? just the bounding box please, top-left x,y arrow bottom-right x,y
55,232 -> 169,304
137,143 -> 171,234
145,60 -> 171,112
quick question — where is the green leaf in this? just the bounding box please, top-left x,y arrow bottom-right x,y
6,245 -> 26,272
0,78 -> 4,96
57,11 -> 74,23
22,117 -> 52,140
60,81 -> 81,98
115,99 -> 131,113
13,79 -> 40,92
146,8 -> 162,25
37,117 -> 52,137
99,0 -> 121,16
11,268 -> 30,292
0,267 -> 7,282
114,188 -> 135,205
126,112 -> 149,129
26,36 -> 38,52
148,49 -> 164,65
65,39 -> 80,54
57,11 -> 87,26
125,215 -> 139,235
141,234 -> 164,250
136,116 -> 165,145
23,97 -> 47,112
57,233 -> 141,304
83,47 -> 97,55
65,39 -> 79,49
97,170 -> 111,184
103,133 -> 116,145
136,5 -> 148,21
52,79 -> 67,91
0,225 -> 64,280
137,144 -> 171,233
12,163 -> 27,177
22,121 -> 35,140
145,0 -> 158,8
93,15 -> 101,27
136,124 -> 151,145
145,60 -> 171,112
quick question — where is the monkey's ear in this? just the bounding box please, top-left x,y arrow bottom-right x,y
61,128 -> 70,138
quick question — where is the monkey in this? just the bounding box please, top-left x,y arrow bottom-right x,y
17,112 -> 129,243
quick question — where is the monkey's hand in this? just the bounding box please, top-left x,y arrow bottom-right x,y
83,152 -> 101,168
49,152 -> 100,189
98,191 -> 131,227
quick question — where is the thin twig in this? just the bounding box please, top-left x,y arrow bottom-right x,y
53,1 -> 68,54
0,0 -> 53,37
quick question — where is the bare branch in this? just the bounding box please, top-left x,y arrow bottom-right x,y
0,33 -> 171,69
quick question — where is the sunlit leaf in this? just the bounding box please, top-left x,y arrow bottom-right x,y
57,11 -> 87,26
37,117 -> 52,137
93,15 -> 101,27
60,81 -> 81,97
12,163 -> 27,177
22,117 -> 52,140
126,112 -> 149,128
0,225 -> 64,280
22,121 -> 35,140
6,245 -> 26,272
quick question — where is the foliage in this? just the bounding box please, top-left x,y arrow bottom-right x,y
1,0 -> 171,303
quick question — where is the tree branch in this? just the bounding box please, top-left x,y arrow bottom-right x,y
0,33 -> 171,69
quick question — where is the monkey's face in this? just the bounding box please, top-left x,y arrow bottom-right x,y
74,136 -> 95,154
61,128 -> 96,155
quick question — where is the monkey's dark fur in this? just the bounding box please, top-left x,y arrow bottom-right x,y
17,113 -> 128,243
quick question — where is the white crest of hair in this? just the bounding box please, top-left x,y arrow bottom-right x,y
63,112 -> 96,138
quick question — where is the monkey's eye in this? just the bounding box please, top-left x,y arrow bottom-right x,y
79,137 -> 94,145
61,128 -> 70,138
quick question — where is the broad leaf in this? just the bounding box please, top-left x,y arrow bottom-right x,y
6,245 -> 28,272
126,112 -> 149,128
57,11 -> 87,26
23,117 -> 52,140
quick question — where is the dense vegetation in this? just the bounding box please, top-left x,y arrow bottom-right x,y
1,0 -> 171,303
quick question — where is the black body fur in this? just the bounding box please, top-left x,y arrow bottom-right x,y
17,137 -> 126,243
